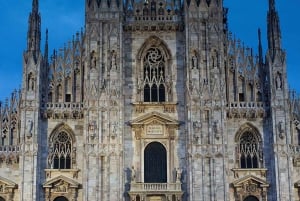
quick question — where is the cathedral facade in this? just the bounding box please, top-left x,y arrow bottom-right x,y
0,0 -> 300,200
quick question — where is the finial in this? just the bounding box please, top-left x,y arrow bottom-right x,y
32,0 -> 39,13
44,29 -> 49,61
258,28 -> 263,65
269,0 -> 275,11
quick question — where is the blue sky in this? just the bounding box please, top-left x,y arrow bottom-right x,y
0,0 -> 299,101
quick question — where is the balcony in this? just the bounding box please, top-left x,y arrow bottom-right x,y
41,102 -> 84,119
0,145 -> 20,153
130,182 -> 181,193
226,102 -> 267,118
129,182 -> 183,201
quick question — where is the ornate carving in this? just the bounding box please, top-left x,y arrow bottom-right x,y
41,103 -> 84,119
227,102 -> 266,119
54,180 -> 68,193
277,121 -> 285,139
88,121 -> 97,139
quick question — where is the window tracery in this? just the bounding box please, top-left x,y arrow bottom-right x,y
238,131 -> 261,169
143,47 -> 166,102
48,131 -> 74,169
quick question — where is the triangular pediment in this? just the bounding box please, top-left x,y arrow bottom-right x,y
0,176 -> 17,188
43,175 -> 80,188
130,112 -> 179,127
232,175 -> 269,188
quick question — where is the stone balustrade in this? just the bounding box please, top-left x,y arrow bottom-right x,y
226,102 -> 267,118
0,145 -> 20,153
41,102 -> 84,119
130,182 -> 181,192
42,102 -> 84,110
227,102 -> 266,108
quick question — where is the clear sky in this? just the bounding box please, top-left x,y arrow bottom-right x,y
0,0 -> 299,101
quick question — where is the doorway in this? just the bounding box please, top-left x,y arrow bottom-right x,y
144,142 -> 167,183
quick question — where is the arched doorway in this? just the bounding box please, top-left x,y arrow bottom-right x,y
144,142 -> 167,183
244,195 -> 259,201
54,196 -> 68,201
0,197 -> 5,201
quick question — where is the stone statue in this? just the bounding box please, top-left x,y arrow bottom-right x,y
276,73 -> 282,90
26,119 -> 33,137
192,56 -> 198,69
278,121 -> 285,139
90,50 -> 97,68
111,51 -> 117,70
176,168 -> 182,182
131,166 -> 136,182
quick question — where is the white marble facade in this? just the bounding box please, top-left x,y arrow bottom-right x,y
0,0 -> 300,201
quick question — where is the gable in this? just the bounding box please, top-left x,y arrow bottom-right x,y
0,176 -> 17,189
130,111 -> 179,128
43,175 -> 80,189
232,175 -> 269,188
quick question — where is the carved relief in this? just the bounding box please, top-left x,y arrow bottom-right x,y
88,120 -> 97,139
0,177 -> 17,200
277,121 -> 285,139
43,175 -> 80,201
232,175 -> 269,201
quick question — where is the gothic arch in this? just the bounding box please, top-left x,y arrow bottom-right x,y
48,123 -> 76,169
234,123 -> 262,143
137,36 -> 172,62
235,123 -> 263,169
53,196 -> 68,201
49,123 -> 76,143
144,142 -> 167,183
136,36 -> 173,102
244,195 -> 259,201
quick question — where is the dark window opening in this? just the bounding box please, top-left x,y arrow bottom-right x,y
49,131 -> 73,169
239,132 -> 260,169
244,196 -> 259,201
143,47 -> 167,103
54,196 -> 69,201
144,142 -> 167,183
65,94 -> 71,102
239,93 -> 245,102
144,84 -> 150,102
151,84 -> 158,102
159,84 -> 165,102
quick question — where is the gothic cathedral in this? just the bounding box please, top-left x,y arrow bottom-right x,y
0,0 -> 300,200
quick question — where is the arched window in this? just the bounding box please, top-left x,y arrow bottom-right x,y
0,197 -> 5,201
48,131 -> 73,169
144,142 -> 167,183
143,47 -> 166,102
244,195 -> 259,201
238,131 -> 261,168
54,196 -> 69,201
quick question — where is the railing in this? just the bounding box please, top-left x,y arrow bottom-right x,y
42,102 -> 84,110
130,183 -> 181,192
0,145 -> 20,153
227,102 -> 266,108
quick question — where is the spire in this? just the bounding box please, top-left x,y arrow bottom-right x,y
258,28 -> 263,65
269,0 -> 275,11
44,29 -> 49,65
27,0 -> 41,54
32,0 -> 39,13
267,0 -> 282,58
